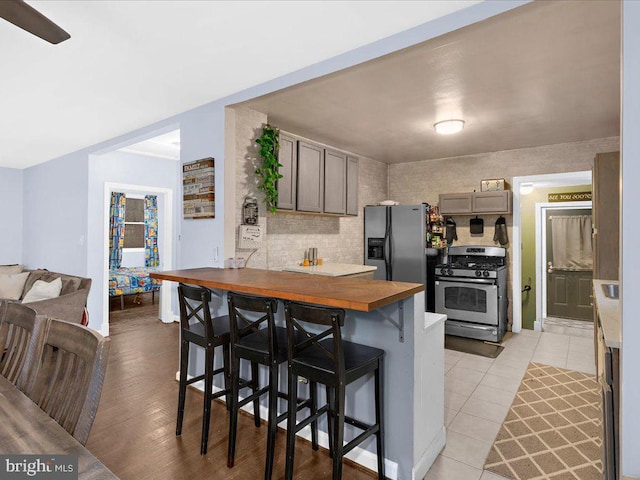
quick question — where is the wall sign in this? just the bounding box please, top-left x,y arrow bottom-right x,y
183,157 -> 215,219
548,191 -> 592,202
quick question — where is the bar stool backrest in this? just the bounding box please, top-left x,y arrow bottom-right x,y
22,318 -> 110,446
0,303 -> 47,389
283,301 -> 346,377
227,292 -> 278,351
178,284 -> 218,340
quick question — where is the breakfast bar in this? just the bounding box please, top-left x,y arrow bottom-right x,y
151,267 -> 446,480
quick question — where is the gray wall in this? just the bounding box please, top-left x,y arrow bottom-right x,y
0,167 -> 23,265
22,151 -> 89,276
621,1 -> 640,476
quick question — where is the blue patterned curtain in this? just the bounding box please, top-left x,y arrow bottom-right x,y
109,192 -> 126,269
144,195 -> 160,267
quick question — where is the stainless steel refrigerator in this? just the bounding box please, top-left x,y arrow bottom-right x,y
364,204 -> 427,308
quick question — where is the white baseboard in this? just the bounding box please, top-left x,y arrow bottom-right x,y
534,320 -> 542,332
412,427 -> 446,480
181,374 -> 398,479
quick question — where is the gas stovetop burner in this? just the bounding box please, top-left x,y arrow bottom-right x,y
436,245 -> 507,279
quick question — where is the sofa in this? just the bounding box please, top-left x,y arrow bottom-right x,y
0,265 -> 91,324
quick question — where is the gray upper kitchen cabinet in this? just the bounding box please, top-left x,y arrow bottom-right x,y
346,156 -> 359,216
296,141 -> 324,213
273,130 -> 359,216
323,149 -> 347,214
276,134 -> 297,210
439,191 -> 512,215
472,191 -> 512,214
439,193 -> 473,214
593,151 -> 620,280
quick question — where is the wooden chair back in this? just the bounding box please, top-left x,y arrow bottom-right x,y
22,318 -> 110,445
0,303 -> 47,389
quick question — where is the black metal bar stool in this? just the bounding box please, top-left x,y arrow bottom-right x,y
176,283 -> 236,455
283,300 -> 386,480
226,291 -> 317,480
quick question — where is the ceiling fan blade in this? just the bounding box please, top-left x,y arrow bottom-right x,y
0,0 -> 70,44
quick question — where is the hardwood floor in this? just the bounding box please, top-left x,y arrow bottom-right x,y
86,303 -> 375,480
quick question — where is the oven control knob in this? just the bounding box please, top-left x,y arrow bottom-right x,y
483,271 -> 490,278
475,270 -> 482,277
447,269 -> 453,276
439,268 -> 446,275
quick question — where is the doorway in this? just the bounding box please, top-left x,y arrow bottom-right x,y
102,183 -> 174,337
535,200 -> 593,333
544,208 -> 593,321
512,171 -> 592,333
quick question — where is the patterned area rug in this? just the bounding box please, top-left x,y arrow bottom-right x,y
484,363 -> 602,480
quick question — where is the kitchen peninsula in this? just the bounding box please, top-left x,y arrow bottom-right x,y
151,267 -> 446,480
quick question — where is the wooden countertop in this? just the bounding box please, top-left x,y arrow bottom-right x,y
593,279 -> 621,348
282,263 -> 377,277
150,267 -> 423,312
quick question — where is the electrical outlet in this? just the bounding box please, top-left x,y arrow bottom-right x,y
213,246 -> 219,263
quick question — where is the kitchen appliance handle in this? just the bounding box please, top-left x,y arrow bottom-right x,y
388,206 -> 393,280
451,322 -> 496,331
383,206 -> 391,280
435,277 -> 496,285
382,207 -> 388,280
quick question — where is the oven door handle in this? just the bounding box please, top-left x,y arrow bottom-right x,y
435,278 -> 497,285
450,322 -> 496,331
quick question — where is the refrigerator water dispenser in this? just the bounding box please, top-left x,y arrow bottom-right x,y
367,238 -> 385,259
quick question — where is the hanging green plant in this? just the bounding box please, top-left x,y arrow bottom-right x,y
255,123 -> 282,214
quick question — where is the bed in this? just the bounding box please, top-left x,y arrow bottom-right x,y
109,266 -> 162,310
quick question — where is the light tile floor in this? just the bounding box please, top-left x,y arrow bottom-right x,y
425,329 -> 596,480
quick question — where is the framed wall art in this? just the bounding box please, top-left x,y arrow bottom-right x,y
183,157 -> 215,219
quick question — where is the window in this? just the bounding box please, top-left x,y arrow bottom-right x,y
124,197 -> 144,248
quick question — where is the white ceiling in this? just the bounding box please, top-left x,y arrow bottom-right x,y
238,0 -> 621,164
119,129 -> 180,161
1,0 -> 478,169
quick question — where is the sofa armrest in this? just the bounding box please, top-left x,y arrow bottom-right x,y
26,289 -> 90,324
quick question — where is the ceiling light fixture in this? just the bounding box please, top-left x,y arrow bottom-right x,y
434,119 -> 465,135
520,183 -> 534,195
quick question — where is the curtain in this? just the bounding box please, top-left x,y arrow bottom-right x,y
109,192 -> 126,269
550,215 -> 593,271
144,195 -> 160,267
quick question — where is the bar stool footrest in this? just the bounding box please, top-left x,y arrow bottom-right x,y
345,415 -> 372,432
211,388 -> 231,401
237,385 -> 270,409
185,374 -> 205,386
343,424 -> 380,455
293,404 -> 329,433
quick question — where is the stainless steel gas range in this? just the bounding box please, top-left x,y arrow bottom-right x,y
435,246 -> 508,342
